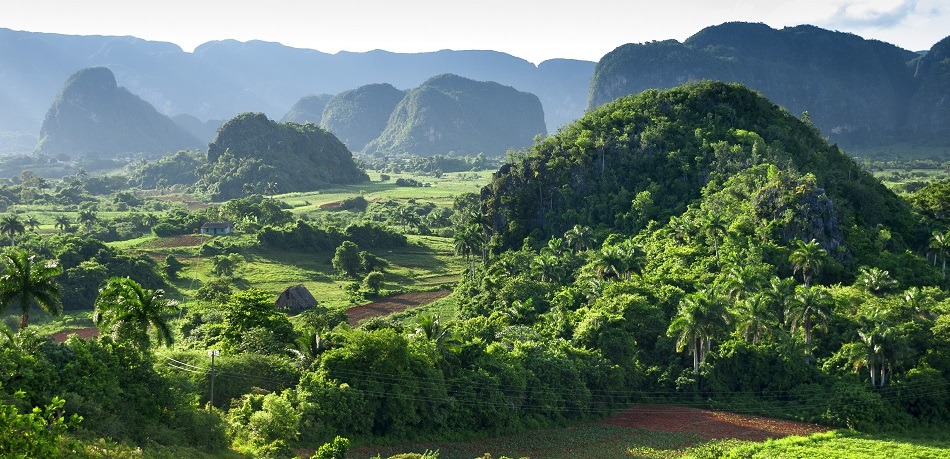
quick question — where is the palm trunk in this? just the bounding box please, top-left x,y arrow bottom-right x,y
693,338 -> 700,373
869,363 -> 877,387
804,315 -> 812,347
18,311 -> 28,330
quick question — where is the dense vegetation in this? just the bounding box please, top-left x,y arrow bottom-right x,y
282,94 -> 334,125
0,80 -> 947,459
34,67 -> 202,158
590,22 -> 949,147
320,84 -> 407,152
365,74 -> 547,157
202,113 -> 368,200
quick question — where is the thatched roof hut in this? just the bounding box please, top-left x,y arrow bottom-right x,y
276,284 -> 317,314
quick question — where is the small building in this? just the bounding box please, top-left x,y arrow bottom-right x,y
276,284 -> 318,315
200,221 -> 234,236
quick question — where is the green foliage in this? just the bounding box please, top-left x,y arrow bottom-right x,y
228,392 -> 300,458
201,113 -> 368,200
93,277 -> 175,351
0,388 -> 80,458
311,436 -> 350,459
0,248 -> 61,329
712,430 -> 950,459
128,150 -> 205,189
332,241 -> 363,278
217,289 -> 296,354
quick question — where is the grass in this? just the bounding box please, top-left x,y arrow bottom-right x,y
278,171 -> 493,218
154,233 -> 464,311
704,429 -> 950,459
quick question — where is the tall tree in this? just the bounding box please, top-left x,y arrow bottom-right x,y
0,215 -> 25,245
704,214 -> 727,260
93,277 -> 175,350
735,293 -> 776,344
53,215 -> 71,234
788,285 -> 832,351
563,225 -> 594,252
789,239 -> 827,288
928,231 -> 950,278
77,209 -> 98,232
0,249 -> 62,330
24,215 -> 40,233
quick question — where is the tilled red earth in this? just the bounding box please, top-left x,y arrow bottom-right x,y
603,404 -> 827,441
51,328 -> 99,343
345,290 -> 452,326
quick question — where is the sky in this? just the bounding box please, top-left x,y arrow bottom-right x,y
3,0 -> 948,64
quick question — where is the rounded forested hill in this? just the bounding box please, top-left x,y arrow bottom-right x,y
281,93 -> 334,124
365,74 -> 547,157
482,81 -> 916,253
907,35 -> 950,144
588,22 -> 920,147
202,112 -> 367,200
320,83 -> 406,152
35,67 -> 201,157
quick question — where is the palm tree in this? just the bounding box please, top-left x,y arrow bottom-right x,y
453,225 -> 485,280
789,239 -> 827,288
856,267 -> 897,296
723,265 -> 760,302
734,293 -> 775,344
0,215 -> 25,245
54,215 -> 72,234
668,289 -> 728,371
788,285 -> 832,351
24,215 -> 40,233
705,213 -> 727,260
764,276 -> 796,325
668,298 -> 704,372
929,231 -> 950,279
563,225 -> 594,252
93,277 -> 175,350
77,209 -> 98,232
0,249 -> 62,330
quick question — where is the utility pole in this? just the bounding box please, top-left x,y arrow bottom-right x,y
207,349 -> 220,410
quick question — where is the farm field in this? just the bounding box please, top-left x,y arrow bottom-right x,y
347,405 -> 830,459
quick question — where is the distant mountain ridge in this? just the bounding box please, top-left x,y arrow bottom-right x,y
35,67 -> 201,157
589,22 -> 950,147
0,28 -> 594,153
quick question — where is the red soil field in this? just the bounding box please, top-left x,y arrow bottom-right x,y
345,290 -> 453,326
603,404 -> 828,441
51,328 -> 99,343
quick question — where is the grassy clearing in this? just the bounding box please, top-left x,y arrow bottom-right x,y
278,171 -> 493,218
153,233 -> 463,311
705,429 -> 950,459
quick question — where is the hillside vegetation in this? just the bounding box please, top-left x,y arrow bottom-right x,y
590,22 -> 949,147
201,113 -> 368,200
365,74 -> 547,157
34,67 -> 201,157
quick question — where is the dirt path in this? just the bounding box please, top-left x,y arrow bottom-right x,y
602,404 -> 828,441
345,290 -> 452,326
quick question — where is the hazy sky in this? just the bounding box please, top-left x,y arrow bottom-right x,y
4,0 -> 947,63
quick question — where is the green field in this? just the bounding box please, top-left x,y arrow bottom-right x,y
708,430 -> 950,459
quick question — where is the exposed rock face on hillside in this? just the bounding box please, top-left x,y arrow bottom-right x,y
589,23 -> 945,147
907,36 -> 950,144
202,112 -> 367,200
365,74 -> 546,156
281,94 -> 334,124
35,67 -> 201,157
320,84 -> 406,152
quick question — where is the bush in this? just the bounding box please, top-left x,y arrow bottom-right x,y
311,436 -> 350,459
